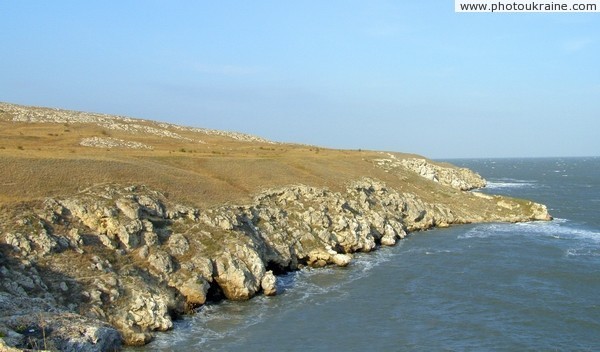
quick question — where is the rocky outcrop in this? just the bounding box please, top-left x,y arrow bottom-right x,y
399,158 -> 487,190
0,102 -> 274,144
261,271 -> 277,296
0,177 -> 550,350
80,137 -> 153,150
0,283 -> 122,351
374,154 -> 486,191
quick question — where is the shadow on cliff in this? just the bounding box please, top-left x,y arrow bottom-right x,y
0,243 -> 121,350
235,212 -> 307,275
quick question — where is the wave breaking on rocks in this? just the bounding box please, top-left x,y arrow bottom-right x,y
0,172 -> 550,350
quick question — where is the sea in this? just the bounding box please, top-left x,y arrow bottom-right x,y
142,157 -> 600,351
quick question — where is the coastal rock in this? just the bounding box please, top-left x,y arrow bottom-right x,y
147,250 -> 174,275
399,158 -> 487,190
213,249 -> 264,300
35,315 -> 122,352
0,176 -> 552,350
374,154 -> 486,191
167,233 -> 189,256
0,102 -> 556,350
188,256 -> 215,283
0,292 -> 122,352
110,285 -> 180,346
380,232 -> 397,246
529,202 -> 552,220
331,253 -> 352,267
306,249 -> 331,268
178,276 -> 211,306
261,270 -> 277,296
3,221 -> 65,258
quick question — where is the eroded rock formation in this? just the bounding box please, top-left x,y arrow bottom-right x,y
374,154 -> 487,191
0,178 -> 550,350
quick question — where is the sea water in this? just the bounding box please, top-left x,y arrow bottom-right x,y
144,157 -> 600,351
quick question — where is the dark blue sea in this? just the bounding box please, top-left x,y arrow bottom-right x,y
145,157 -> 600,351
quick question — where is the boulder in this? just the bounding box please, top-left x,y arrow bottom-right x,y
380,232 -> 397,246
307,249 -> 330,268
147,251 -> 174,275
213,250 -> 262,300
115,198 -> 140,220
167,233 -> 189,256
111,288 -> 178,345
331,253 -> 352,267
261,270 -> 277,296
179,276 -> 210,306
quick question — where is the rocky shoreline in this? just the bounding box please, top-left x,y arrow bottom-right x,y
0,160 -> 551,351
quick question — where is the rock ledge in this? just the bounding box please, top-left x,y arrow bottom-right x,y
0,177 -> 550,350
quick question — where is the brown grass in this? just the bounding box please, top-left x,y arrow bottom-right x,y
0,104 -> 466,209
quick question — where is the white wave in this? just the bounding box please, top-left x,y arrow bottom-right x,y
457,225 -> 498,239
150,290 -> 294,350
457,222 -> 527,239
286,247 -> 397,297
458,219 -> 600,241
485,179 -> 537,190
424,249 -> 454,255
566,247 -> 600,257
457,220 -> 600,260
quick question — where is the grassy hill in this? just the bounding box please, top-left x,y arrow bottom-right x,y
0,102 -> 449,208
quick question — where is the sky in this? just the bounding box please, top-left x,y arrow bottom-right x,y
1,1 -> 598,158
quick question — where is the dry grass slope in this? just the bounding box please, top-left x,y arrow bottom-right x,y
0,102 -> 497,214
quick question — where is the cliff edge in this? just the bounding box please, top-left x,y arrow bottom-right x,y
0,103 -> 550,350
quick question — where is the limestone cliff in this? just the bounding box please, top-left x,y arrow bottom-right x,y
374,154 -> 487,191
0,102 -> 552,351
0,178 -> 550,350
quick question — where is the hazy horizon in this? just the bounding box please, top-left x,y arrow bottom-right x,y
1,2 -> 598,159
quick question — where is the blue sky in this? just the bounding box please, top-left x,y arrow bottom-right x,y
1,1 -> 598,158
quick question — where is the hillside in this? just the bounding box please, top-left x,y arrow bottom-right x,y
0,102 -> 484,208
0,102 -> 397,206
0,102 -> 551,351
